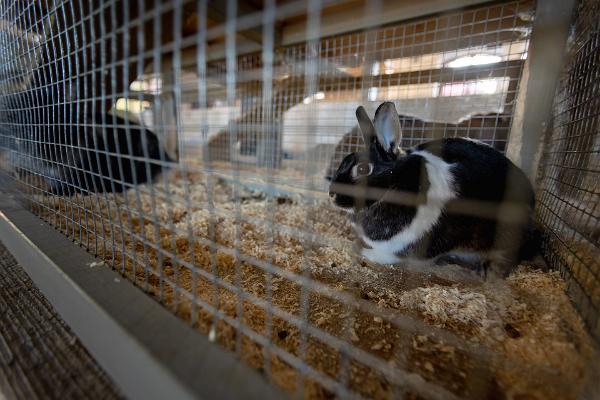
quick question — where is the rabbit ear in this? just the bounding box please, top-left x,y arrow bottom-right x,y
356,106 -> 376,146
373,102 -> 401,152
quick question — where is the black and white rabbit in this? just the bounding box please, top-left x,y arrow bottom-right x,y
328,102 -> 540,278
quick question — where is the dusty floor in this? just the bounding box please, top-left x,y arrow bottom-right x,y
26,169 -> 600,399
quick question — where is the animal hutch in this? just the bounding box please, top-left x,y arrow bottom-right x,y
0,0 -> 598,399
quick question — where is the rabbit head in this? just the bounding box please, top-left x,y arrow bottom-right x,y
328,102 -> 424,211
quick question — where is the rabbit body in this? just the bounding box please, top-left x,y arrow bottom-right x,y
328,102 -> 538,277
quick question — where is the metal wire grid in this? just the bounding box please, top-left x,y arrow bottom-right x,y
0,0 -> 571,398
536,0 -> 600,342
169,0 -> 533,184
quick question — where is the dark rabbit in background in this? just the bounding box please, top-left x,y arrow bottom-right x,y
0,17 -> 170,196
328,102 -> 541,278
0,73 -> 170,196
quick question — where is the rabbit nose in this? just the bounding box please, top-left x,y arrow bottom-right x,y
329,192 -> 335,198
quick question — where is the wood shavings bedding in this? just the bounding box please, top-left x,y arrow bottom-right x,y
29,169 -> 599,400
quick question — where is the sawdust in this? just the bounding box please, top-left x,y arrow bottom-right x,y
29,169 -> 599,399
398,287 -> 490,334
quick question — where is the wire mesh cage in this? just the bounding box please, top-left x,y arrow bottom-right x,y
0,0 -> 599,399
536,0 -> 600,342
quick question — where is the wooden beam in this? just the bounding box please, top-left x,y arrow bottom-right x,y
204,1 -> 283,47
281,0 -> 514,46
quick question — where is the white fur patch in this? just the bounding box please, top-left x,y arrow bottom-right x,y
362,248 -> 402,264
330,196 -> 354,214
359,151 -> 456,264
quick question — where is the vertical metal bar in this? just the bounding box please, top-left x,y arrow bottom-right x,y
148,0 -> 166,302
154,1 -> 183,316
261,0 -> 277,383
225,0 -> 244,357
119,0 -> 142,281
196,0 -> 221,337
76,0 -> 103,256
297,0 -> 322,396
66,1 -> 91,248
506,0 -> 575,180
133,0 -> 151,292
107,0 -> 129,275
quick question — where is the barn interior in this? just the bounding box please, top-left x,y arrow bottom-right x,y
0,0 -> 599,399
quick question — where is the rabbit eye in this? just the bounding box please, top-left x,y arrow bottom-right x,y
351,162 -> 373,179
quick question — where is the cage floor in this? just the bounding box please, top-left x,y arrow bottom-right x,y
25,169 -> 599,399
0,240 -> 123,400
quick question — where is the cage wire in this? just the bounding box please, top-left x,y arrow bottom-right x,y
536,0 -> 600,341
108,0 -> 535,189
0,0 -> 598,399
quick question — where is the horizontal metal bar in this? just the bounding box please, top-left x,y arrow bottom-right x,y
0,177 -> 283,400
